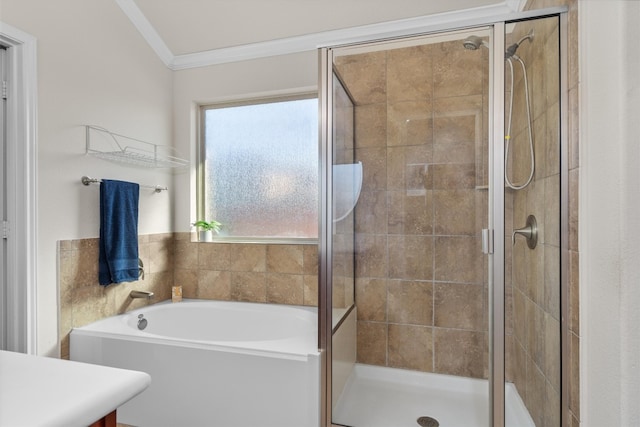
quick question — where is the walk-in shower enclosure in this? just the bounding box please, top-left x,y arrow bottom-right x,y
319,8 -> 568,427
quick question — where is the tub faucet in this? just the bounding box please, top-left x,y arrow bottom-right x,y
130,290 -> 155,300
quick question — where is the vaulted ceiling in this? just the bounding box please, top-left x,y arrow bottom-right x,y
116,0 -> 525,69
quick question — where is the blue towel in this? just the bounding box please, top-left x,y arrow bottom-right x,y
98,179 -> 140,286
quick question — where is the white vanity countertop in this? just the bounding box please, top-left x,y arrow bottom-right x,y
0,350 -> 151,427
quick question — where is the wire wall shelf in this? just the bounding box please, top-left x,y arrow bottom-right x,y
85,125 -> 188,169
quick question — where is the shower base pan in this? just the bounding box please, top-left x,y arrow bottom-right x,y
332,364 -> 534,427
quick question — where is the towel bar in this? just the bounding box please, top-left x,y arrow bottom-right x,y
81,176 -> 167,193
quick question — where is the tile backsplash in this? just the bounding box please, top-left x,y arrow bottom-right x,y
58,233 -> 317,359
173,233 -> 318,306
58,234 -> 174,359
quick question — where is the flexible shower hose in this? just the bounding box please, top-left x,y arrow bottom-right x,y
504,54 -> 535,190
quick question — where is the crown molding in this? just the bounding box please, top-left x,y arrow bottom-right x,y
114,0 -> 174,67
505,0 -> 528,13
117,0 -> 523,71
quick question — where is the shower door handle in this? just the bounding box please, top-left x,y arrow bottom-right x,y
512,215 -> 538,249
481,229 -> 494,254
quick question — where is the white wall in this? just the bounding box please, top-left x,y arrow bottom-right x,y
580,1 -> 640,425
171,51 -> 317,231
1,0 -> 174,356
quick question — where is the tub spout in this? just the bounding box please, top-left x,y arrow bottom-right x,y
130,290 -> 154,300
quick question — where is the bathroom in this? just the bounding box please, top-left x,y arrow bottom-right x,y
1,0 -> 639,426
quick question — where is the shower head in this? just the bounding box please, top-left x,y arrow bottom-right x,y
463,29 -> 534,58
462,35 -> 487,51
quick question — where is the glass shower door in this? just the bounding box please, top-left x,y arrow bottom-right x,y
325,27 -> 495,427
321,10 -> 567,427
330,72 -> 358,416
503,14 -> 563,427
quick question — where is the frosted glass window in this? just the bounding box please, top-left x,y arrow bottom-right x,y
201,96 -> 318,239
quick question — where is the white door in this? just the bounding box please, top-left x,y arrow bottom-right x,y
0,25 -> 37,354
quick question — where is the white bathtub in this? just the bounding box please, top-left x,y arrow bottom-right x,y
70,299 -> 320,427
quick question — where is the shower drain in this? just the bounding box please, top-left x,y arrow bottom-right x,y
417,416 -> 439,427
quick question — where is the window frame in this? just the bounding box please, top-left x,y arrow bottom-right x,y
197,92 -> 319,244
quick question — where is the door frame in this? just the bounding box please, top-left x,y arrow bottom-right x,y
0,21 -> 38,354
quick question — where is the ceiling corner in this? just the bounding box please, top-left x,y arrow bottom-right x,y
114,0 -> 175,68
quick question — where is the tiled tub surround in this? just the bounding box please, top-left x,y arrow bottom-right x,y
59,234 -> 174,360
173,233 -> 319,306
59,233 -> 318,359
335,40 -> 491,379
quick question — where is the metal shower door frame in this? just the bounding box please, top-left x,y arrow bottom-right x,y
0,47 -> 6,351
489,21 -> 506,427
318,8 -> 568,427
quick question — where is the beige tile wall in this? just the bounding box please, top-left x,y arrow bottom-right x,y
565,2 -> 580,425
336,40 -> 490,379
506,1 -> 580,425
58,233 -> 318,359
506,14 -> 563,425
173,232 -> 318,306
58,233 -> 174,359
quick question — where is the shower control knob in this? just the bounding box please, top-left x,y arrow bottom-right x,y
512,214 -> 538,249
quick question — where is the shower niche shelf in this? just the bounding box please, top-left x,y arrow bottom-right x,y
85,125 -> 188,169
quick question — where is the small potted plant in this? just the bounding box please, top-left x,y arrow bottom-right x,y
192,219 -> 221,242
